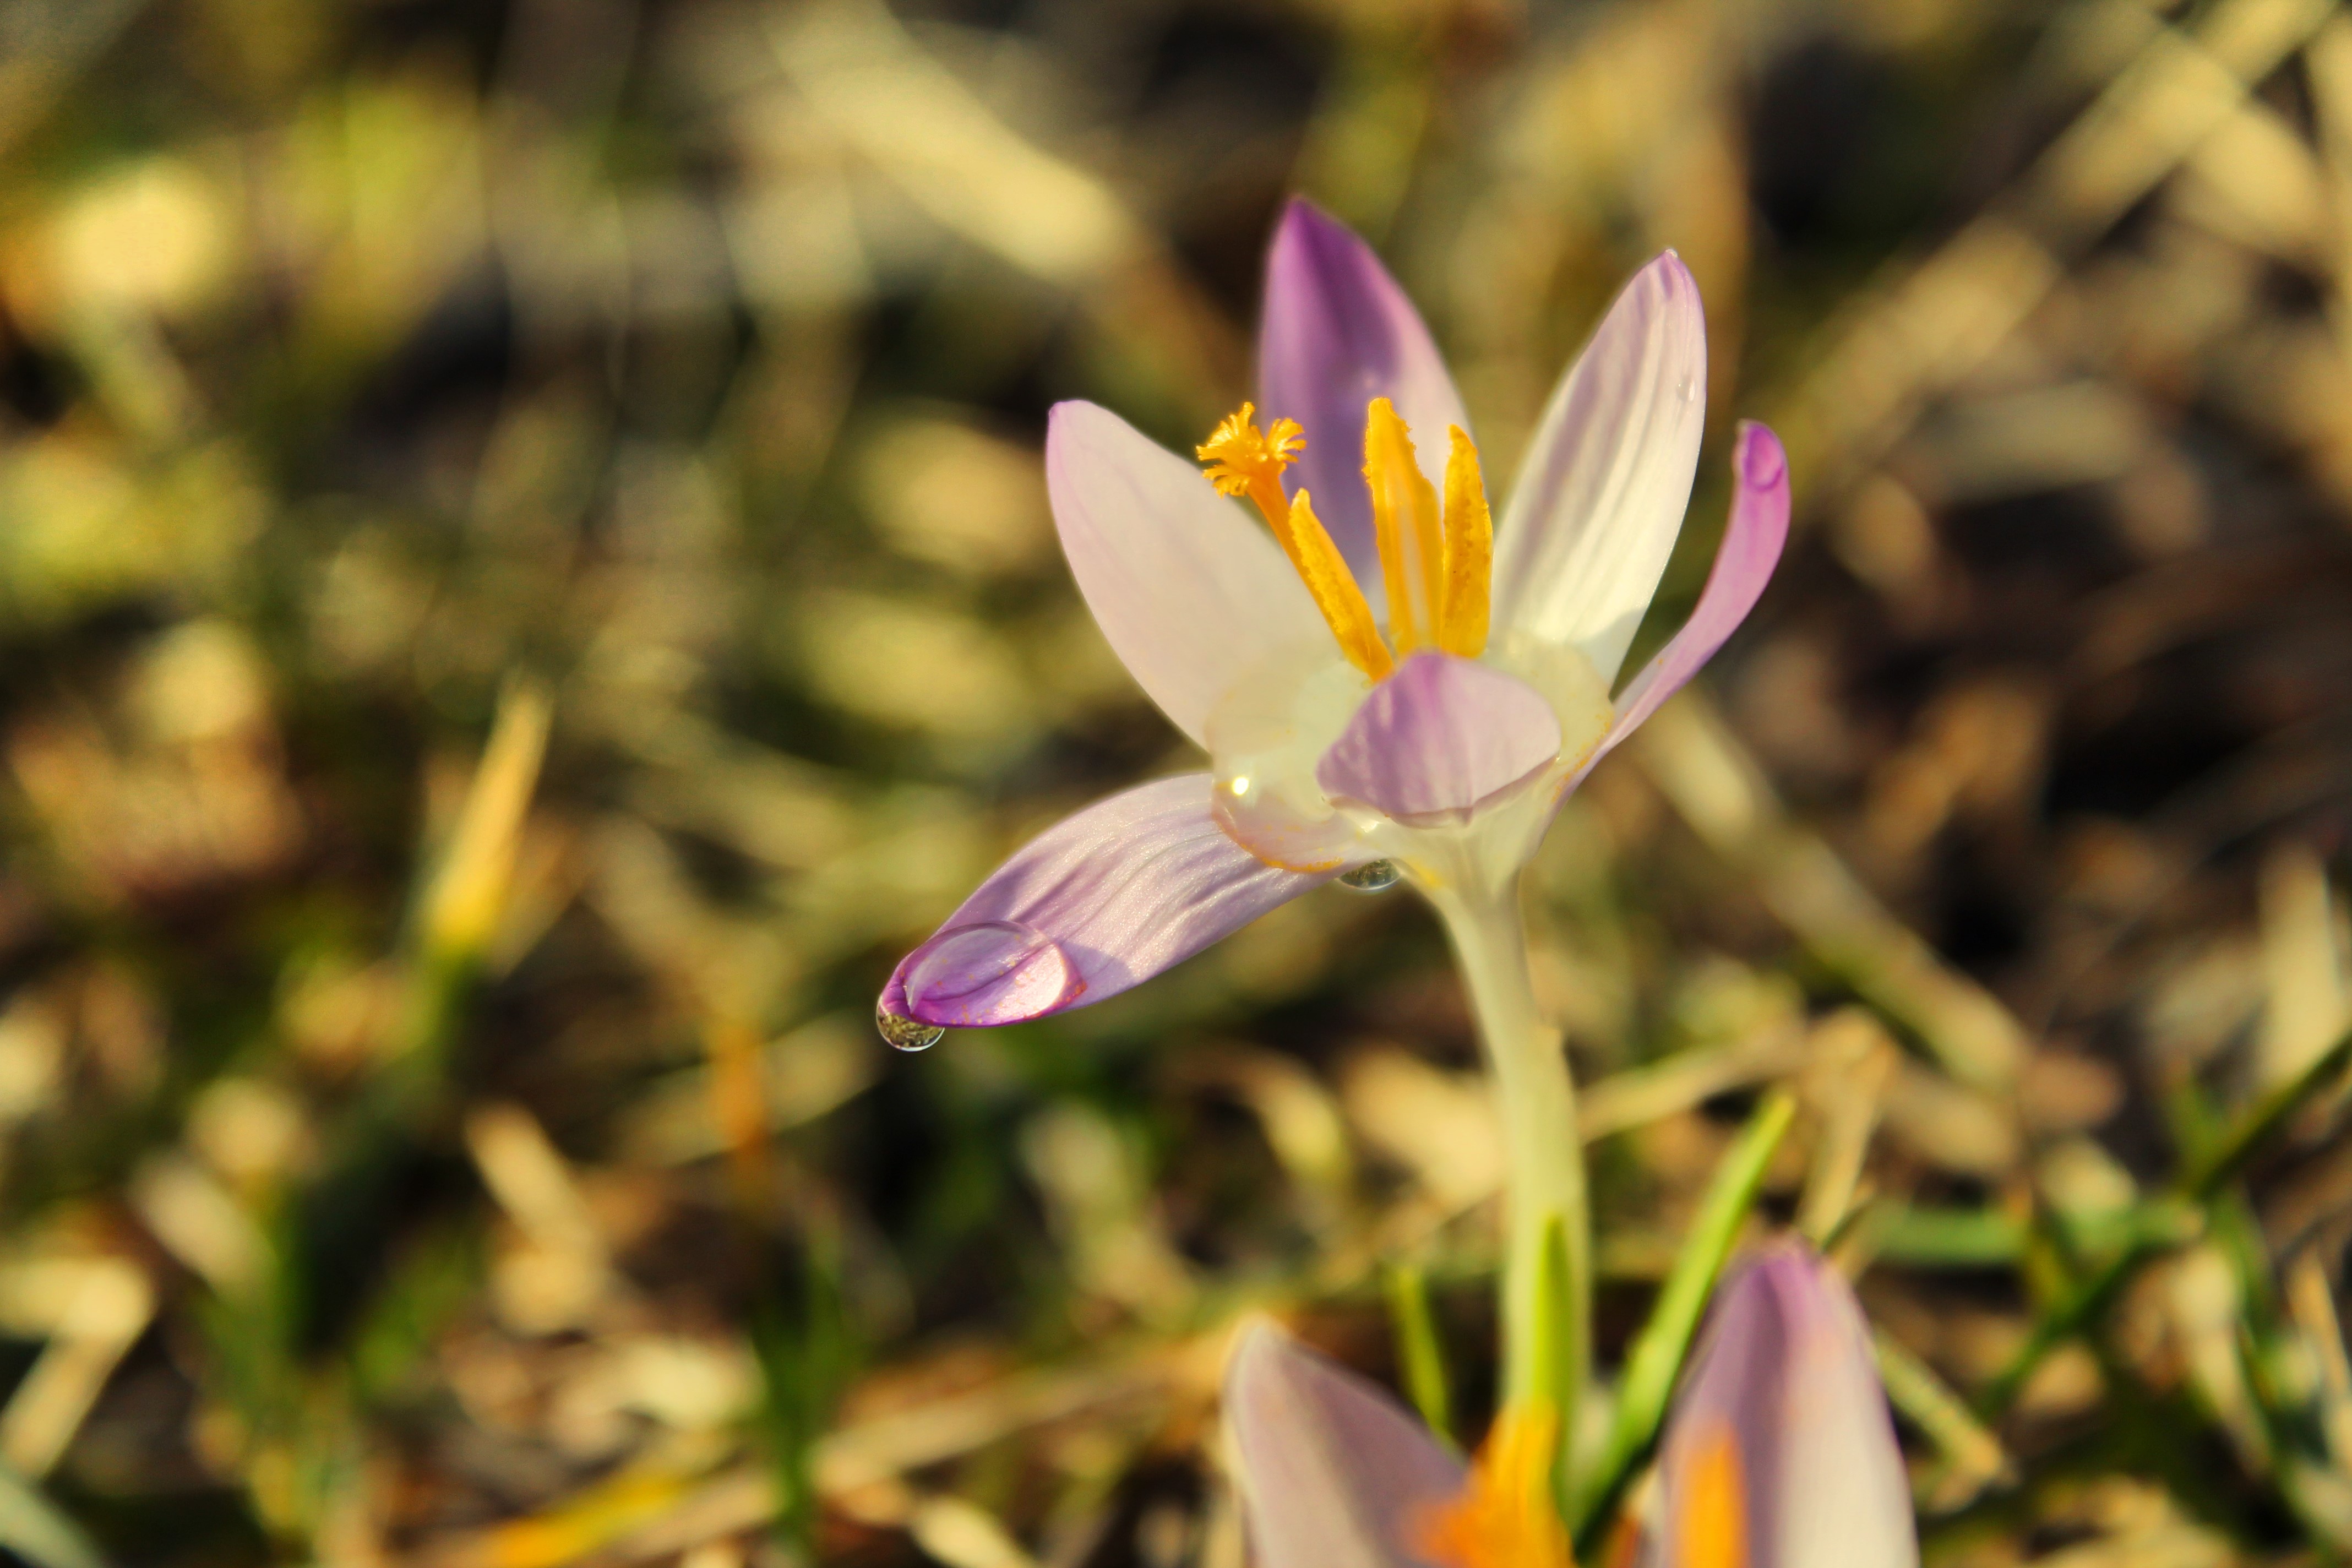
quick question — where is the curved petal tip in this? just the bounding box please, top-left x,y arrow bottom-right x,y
887,919 -> 1080,1026
1736,420 -> 1788,492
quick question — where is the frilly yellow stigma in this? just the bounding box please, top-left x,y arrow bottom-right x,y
1197,402 -> 1304,500
1413,1405 -> 1574,1568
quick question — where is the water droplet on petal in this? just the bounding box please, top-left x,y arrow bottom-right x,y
1337,859 -> 1401,892
1676,373 -> 1697,404
876,1002 -> 945,1052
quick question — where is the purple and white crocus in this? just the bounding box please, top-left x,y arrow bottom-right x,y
1221,1243 -> 1917,1568
879,198 -> 1790,1434
878,201 -> 1788,1039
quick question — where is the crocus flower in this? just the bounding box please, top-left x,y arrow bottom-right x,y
1648,1243 -> 1918,1568
878,200 -> 1789,1043
1224,1321 -> 1570,1568
1218,1243 -> 1916,1568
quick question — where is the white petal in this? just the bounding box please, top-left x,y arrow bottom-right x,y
1491,254 -> 1707,685
1047,401 -> 1329,746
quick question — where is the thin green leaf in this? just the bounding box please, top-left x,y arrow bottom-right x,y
1383,1262 -> 1458,1453
1568,1090 -> 1796,1548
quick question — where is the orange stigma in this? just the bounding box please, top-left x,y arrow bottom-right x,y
1413,1406 -> 1574,1568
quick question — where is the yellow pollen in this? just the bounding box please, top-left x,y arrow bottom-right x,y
1363,398 -> 1445,654
1196,400 -> 1492,679
1439,425 -> 1493,657
1197,405 -> 1391,681
1413,1405 -> 1574,1568
1677,1420 -> 1749,1568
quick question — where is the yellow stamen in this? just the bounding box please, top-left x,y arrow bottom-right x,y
1413,1405 -> 1574,1568
1362,398 -> 1445,655
1678,1420 -> 1749,1568
1197,405 -> 1391,682
1282,489 -> 1393,680
1439,424 -> 1493,658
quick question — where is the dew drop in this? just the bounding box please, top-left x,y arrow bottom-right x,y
876,1002 -> 945,1052
1675,373 -> 1698,404
1337,859 -> 1401,893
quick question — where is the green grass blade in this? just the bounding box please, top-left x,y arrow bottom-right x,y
1978,1024 -> 2352,1418
1384,1262 -> 1458,1452
1568,1090 -> 1795,1548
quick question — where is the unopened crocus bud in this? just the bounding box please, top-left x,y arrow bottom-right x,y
1651,1242 -> 1918,1568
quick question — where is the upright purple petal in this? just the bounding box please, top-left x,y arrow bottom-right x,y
1226,1323 -> 1466,1568
1259,200 -> 1470,612
1491,253 -> 1708,685
1652,1243 -> 1917,1568
1316,653 -> 1561,825
1048,400 -> 1331,747
880,775 -> 1328,1027
1563,422 -> 1789,793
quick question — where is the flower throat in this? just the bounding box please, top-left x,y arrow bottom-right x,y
1197,399 -> 1493,681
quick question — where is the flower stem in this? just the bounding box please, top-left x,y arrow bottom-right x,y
1426,870 -> 1588,1456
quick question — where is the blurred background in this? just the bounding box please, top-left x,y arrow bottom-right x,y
10,0 -> 2352,1561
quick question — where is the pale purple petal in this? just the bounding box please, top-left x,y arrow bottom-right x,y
1048,400 -> 1330,747
1652,1243 -> 1917,1568
880,775 -> 1328,1027
1259,200 -> 1470,612
1226,1322 -> 1464,1568
1491,253 -> 1708,685
1561,422 -> 1789,797
1316,652 -> 1561,826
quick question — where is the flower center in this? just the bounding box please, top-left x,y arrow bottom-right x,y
1196,399 -> 1494,677
1412,1405 -> 1574,1568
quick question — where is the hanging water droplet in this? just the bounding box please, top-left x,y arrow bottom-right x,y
1337,859 -> 1401,893
876,1002 -> 945,1052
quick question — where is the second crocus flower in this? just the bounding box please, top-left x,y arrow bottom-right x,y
1648,1243 -> 1919,1568
1222,1242 -> 1915,1568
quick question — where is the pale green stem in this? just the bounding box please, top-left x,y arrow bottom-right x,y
1424,868 -> 1588,1440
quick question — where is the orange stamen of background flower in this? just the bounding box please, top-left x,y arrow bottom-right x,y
1413,1406 -> 1574,1568
1676,1419 -> 1749,1568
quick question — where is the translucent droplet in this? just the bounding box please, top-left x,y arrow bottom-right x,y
1676,373 -> 1698,403
876,1003 -> 944,1052
1337,859 -> 1401,893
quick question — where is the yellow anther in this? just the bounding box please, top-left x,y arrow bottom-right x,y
1414,1404 -> 1575,1568
1678,1420 -> 1749,1568
1438,424 -> 1493,658
1281,489 -> 1392,682
1197,405 -> 1391,682
1363,398 -> 1445,655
